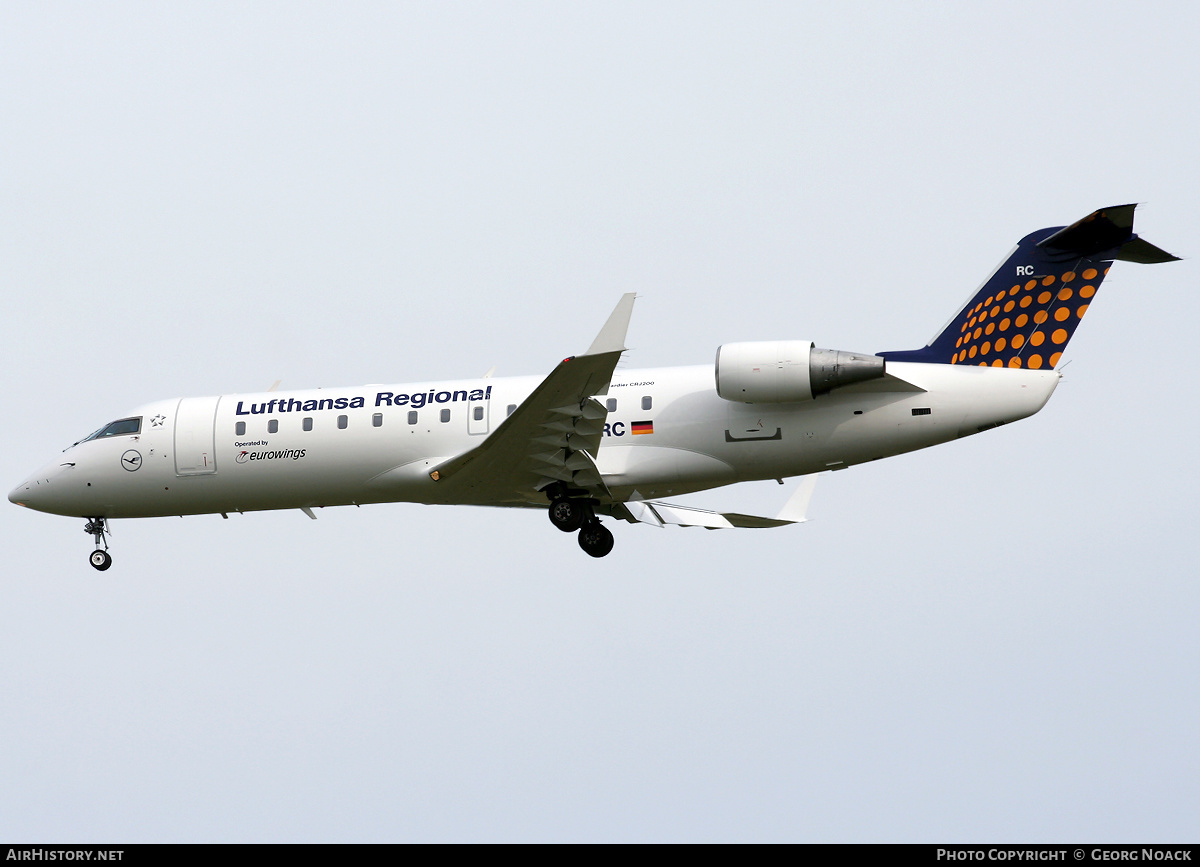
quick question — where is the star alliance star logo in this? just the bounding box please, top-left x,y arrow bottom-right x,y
150,414 -> 166,427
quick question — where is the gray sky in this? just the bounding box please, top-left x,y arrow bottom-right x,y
2,1 -> 1197,842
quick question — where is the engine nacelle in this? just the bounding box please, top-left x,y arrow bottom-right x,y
715,340 -> 886,403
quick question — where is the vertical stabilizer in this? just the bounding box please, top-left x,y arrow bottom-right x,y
880,205 -> 1177,370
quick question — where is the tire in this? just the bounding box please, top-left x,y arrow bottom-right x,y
548,498 -> 586,533
89,550 -> 112,571
577,522 -> 614,558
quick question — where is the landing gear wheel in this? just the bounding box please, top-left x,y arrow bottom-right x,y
577,521 -> 614,558
548,497 -> 587,532
84,517 -> 112,571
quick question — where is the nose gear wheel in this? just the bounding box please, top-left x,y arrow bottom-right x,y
84,517 -> 112,571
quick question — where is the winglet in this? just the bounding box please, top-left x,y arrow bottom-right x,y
775,473 -> 819,523
585,293 -> 637,356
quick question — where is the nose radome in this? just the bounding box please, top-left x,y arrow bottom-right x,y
9,479 -> 34,507
9,461 -> 75,512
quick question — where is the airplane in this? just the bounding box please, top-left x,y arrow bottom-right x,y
9,205 -> 1177,569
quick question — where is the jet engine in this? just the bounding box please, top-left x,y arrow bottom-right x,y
714,340 -> 886,403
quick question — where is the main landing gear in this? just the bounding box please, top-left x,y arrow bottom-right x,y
84,517 -> 112,571
546,487 -> 615,558
577,520 -> 614,558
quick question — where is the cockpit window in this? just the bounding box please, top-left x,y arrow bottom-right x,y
82,417 -> 141,441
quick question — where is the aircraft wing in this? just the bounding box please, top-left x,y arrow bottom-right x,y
617,474 -> 820,529
428,294 -> 636,506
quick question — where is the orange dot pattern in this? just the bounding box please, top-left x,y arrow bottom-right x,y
880,229 -> 1114,369
945,264 -> 1109,369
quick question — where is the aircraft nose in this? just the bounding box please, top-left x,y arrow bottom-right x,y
9,462 -> 75,513
9,472 -> 52,509
9,477 -> 37,508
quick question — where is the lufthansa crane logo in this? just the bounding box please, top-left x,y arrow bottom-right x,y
120,450 -> 142,472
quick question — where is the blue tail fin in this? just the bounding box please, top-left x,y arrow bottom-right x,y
879,205 -> 1177,369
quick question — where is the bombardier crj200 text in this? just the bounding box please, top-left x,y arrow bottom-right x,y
10,205 -> 1178,568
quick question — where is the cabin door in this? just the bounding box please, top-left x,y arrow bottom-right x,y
174,396 -> 220,475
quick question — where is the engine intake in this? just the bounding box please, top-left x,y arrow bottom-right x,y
715,340 -> 886,403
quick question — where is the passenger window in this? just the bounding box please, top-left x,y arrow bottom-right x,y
267,419 -> 278,434
440,409 -> 451,423
372,413 -> 383,427
473,406 -> 484,421
337,415 -> 348,430
407,411 -> 418,425
606,398 -> 617,413
507,404 -> 516,416
641,396 -> 652,411
235,421 -> 246,436
303,417 -> 313,432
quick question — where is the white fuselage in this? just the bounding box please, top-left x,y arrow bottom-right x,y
9,361 -> 1060,519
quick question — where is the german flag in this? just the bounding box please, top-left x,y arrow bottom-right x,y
631,420 -> 654,435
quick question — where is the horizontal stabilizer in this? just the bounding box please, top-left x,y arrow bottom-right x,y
1114,236 -> 1180,264
1037,203 -> 1138,258
1038,204 -> 1180,263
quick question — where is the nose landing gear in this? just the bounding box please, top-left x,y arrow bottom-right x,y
84,517 -> 112,571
